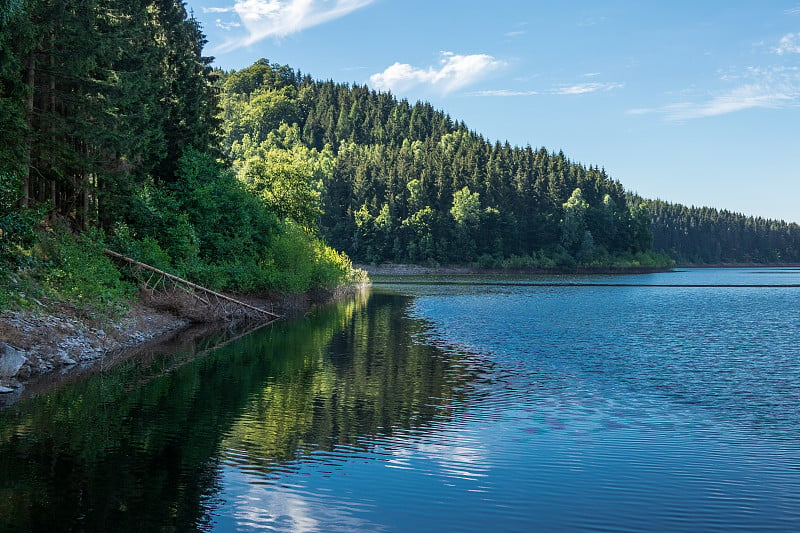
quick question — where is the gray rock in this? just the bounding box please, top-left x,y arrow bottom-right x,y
0,343 -> 27,378
0,385 -> 14,394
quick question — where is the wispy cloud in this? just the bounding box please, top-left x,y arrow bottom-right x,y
369,52 -> 506,94
216,19 -> 242,31
628,67 -> 800,121
468,80 -> 622,97
774,33 -> 800,55
210,0 -> 375,51
504,22 -> 527,39
552,82 -> 623,95
785,6 -> 800,15
469,89 -> 540,97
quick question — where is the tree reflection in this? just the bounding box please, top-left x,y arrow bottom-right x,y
0,290 -> 476,531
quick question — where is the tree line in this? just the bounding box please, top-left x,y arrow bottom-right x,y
3,8 -> 798,301
648,200 -> 800,264
219,60 -> 657,268
1,3 -> 355,302
220,59 -> 800,267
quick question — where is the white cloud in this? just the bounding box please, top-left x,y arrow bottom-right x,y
785,6 -> 800,15
628,67 -> 800,121
505,30 -> 526,38
467,80 -> 622,98
214,0 -> 375,51
551,82 -> 623,95
370,52 -> 506,94
774,33 -> 800,55
216,19 -> 242,30
469,89 -> 540,97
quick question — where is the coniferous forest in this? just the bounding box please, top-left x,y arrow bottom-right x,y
217,60 -> 800,267
2,3 -> 800,314
219,61 -> 655,268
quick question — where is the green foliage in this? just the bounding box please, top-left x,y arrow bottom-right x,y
2,0 -> 218,228
125,184 -> 201,271
37,226 -> 133,316
648,199 -> 800,264
0,173 -> 40,268
561,188 -> 589,251
262,221 -> 356,293
450,186 -> 481,226
218,60 -> 660,268
109,145 -> 357,295
238,153 -> 323,229
108,223 -> 174,273
172,148 -> 276,263
402,206 -> 439,263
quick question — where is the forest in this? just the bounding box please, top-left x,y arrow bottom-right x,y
648,200 -> 800,264
2,2 -> 800,315
219,61 -> 655,268
217,59 -> 800,267
0,0 -> 358,314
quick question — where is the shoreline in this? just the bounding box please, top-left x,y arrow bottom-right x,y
0,282 -> 368,405
357,263 -> 674,276
358,263 -> 800,276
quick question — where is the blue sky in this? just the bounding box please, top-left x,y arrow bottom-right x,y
188,0 -> 800,223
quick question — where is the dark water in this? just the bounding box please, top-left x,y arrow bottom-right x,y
2,268 -> 800,531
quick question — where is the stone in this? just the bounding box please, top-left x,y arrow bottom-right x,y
0,385 -> 14,394
0,343 -> 27,378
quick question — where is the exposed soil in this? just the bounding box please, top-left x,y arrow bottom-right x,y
0,283 -> 368,404
0,302 -> 189,392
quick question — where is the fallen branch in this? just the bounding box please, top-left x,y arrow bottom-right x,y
104,249 -> 281,321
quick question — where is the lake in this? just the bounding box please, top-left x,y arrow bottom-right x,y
2,268 -> 800,531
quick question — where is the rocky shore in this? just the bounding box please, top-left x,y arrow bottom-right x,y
0,303 -> 189,397
0,282 -> 368,404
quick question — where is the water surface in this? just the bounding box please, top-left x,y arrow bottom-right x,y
1,268 -> 799,531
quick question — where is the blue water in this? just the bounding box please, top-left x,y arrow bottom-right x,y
2,268 -> 800,531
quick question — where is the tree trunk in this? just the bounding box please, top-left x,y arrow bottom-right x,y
49,34 -> 56,209
21,50 -> 35,208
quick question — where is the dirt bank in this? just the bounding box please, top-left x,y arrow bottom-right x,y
0,283 -> 368,402
0,302 -> 189,395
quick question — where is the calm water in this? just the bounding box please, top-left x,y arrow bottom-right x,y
2,268 -> 800,531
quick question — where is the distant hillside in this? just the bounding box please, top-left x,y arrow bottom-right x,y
219,59 -> 658,268
218,59 -> 799,267
648,200 -> 800,264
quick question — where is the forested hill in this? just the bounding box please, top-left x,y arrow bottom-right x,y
219,59 -> 800,267
220,60 -> 656,268
649,201 -> 800,264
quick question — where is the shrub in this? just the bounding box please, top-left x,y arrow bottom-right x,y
38,226 -> 134,316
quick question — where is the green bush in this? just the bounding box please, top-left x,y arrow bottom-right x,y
0,172 -> 42,269
262,221 -> 354,293
38,226 -> 134,316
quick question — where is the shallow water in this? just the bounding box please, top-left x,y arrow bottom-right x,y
1,268 -> 799,531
